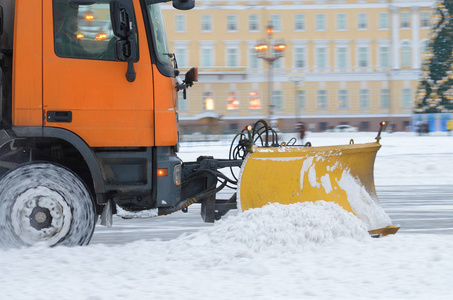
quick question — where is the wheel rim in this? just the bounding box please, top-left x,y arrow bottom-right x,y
11,186 -> 72,246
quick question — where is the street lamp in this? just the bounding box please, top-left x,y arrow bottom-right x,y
255,23 -> 285,129
288,73 -> 305,122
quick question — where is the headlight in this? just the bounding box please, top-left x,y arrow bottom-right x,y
173,164 -> 181,186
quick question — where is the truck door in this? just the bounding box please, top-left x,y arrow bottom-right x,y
43,0 -> 155,147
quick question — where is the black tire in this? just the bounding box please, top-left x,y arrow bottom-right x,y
0,163 -> 96,248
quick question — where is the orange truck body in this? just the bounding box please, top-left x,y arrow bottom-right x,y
11,0 -> 177,147
0,0 -> 196,217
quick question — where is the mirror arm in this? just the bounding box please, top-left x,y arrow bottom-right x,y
126,61 -> 136,82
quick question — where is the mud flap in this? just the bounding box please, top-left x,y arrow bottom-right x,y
100,200 -> 113,228
201,195 -> 216,223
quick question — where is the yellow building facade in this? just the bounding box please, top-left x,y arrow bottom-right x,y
162,0 -> 435,132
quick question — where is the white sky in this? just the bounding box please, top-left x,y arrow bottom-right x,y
1,131 -> 452,300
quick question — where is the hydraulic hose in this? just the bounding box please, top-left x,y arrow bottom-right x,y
158,172 -> 229,216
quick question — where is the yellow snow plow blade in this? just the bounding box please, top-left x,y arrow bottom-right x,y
368,225 -> 400,237
238,140 -> 397,234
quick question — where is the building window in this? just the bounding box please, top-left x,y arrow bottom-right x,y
421,11 -> 430,28
271,14 -> 281,31
421,40 -> 429,60
317,90 -> 328,109
403,120 -> 410,129
295,14 -> 305,31
229,123 -> 238,130
294,47 -> 305,68
249,47 -> 259,69
201,48 -> 213,67
316,47 -> 327,69
337,47 -> 348,68
338,90 -> 348,109
359,89 -> 369,109
379,46 -> 390,68
177,91 -> 187,112
358,46 -> 368,67
203,91 -> 214,111
316,14 -> 326,31
296,90 -> 305,110
379,12 -> 388,29
175,15 -> 185,32
358,13 -> 367,29
249,14 -> 259,31
174,48 -> 187,67
227,15 -> 238,31
272,90 -> 283,110
272,48 -> 283,68
401,41 -> 411,67
381,89 -> 390,109
227,48 -> 238,67
249,91 -> 261,109
201,15 -> 212,32
401,12 -> 410,28
227,91 -> 239,110
402,88 -> 413,108
360,121 -> 369,131
337,13 -> 346,30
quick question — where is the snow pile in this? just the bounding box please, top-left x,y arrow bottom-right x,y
170,201 -> 369,261
297,152 -> 392,230
116,205 -> 158,219
2,203 -> 453,300
338,169 -> 392,230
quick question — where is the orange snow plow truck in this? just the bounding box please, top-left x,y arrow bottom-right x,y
0,0 -> 397,248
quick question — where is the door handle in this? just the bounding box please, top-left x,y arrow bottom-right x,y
47,111 -> 72,123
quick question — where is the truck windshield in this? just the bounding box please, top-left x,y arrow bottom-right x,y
146,3 -> 172,68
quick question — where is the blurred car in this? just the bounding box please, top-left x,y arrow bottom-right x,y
327,125 -> 358,132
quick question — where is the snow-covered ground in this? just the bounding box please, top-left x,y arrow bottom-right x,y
1,131 -> 452,300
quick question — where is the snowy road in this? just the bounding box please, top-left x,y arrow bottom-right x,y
90,184 -> 453,245
2,132 -> 453,300
379,185 -> 453,235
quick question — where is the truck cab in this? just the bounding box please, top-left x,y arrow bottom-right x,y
0,0 -> 201,247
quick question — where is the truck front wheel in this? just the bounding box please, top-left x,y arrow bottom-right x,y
0,163 -> 96,248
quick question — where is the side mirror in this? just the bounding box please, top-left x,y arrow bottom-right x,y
115,39 -> 136,82
184,67 -> 198,87
115,39 -> 137,61
173,0 -> 195,10
110,1 -> 138,82
111,2 -> 132,39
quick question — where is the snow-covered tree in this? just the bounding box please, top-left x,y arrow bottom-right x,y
416,0 -> 453,113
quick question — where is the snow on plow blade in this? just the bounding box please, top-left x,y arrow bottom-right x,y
238,141 -> 399,235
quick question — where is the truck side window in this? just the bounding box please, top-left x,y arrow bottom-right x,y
53,0 -> 119,60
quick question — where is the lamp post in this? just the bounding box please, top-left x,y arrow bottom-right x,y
255,23 -> 285,129
288,73 -> 305,123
